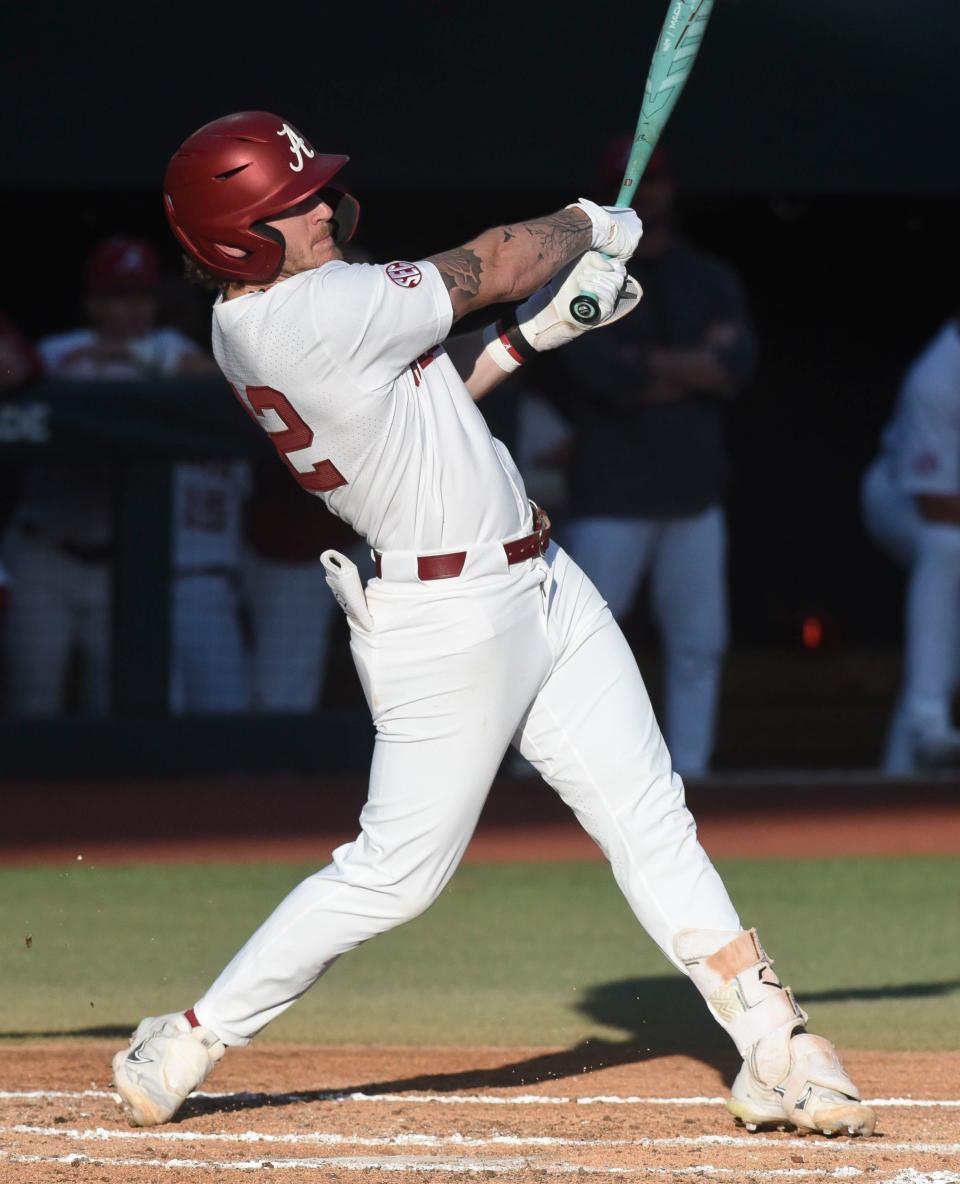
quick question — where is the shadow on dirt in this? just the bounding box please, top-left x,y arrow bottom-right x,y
7,975 -> 956,1123
177,971 -> 955,1123
166,975 -> 734,1120
0,1025 -> 132,1040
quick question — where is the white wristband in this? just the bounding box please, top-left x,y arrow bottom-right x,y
481,318 -> 524,373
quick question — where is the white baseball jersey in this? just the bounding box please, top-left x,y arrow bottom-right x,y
878,319 -> 960,497
212,260 -> 531,553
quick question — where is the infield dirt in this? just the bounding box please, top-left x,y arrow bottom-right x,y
4,775 -> 958,1181
2,1044 -> 958,1183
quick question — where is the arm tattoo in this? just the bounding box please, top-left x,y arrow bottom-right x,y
520,209 -> 591,266
431,247 -> 482,297
428,208 -> 589,315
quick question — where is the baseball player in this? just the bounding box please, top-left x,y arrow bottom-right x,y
4,239 -> 204,716
861,313 -> 960,773
113,111 -> 874,1139
3,238 -> 252,716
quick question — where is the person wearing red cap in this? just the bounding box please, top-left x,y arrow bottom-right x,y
3,236 -> 251,717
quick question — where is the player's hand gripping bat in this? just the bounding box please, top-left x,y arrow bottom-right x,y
571,0 -> 717,324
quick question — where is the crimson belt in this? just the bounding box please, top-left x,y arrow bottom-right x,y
374,505 -> 551,581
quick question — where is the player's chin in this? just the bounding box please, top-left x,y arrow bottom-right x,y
315,238 -> 343,266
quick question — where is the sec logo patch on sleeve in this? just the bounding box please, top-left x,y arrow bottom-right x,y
386,261 -> 422,288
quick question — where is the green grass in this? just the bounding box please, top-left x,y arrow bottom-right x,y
1,856 -> 957,1049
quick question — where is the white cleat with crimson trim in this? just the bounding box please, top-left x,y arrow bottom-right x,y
112,1010 -> 225,1126
727,1030 -> 876,1136
673,928 -> 876,1138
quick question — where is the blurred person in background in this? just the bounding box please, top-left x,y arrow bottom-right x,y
542,144 -> 757,779
3,236 -> 250,716
861,312 -> 960,774
0,312 -> 43,668
170,456 -> 252,714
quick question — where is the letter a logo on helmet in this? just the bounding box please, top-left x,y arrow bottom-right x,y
278,123 -> 315,173
163,111 -> 360,284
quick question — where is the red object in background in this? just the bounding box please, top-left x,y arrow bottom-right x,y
802,615 -> 824,650
600,136 -> 674,197
84,237 -> 161,294
0,310 -> 43,385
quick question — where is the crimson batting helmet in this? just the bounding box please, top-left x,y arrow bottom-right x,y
163,111 -> 360,283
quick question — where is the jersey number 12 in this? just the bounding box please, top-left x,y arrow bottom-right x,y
234,384 -> 347,493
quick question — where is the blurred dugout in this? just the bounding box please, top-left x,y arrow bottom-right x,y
2,237 -> 251,717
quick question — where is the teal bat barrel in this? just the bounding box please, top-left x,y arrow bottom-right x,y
617,0 -> 717,206
570,0 -> 716,325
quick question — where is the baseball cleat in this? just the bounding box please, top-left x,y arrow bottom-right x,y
673,929 -> 876,1139
112,1011 -> 225,1126
727,1032 -> 876,1137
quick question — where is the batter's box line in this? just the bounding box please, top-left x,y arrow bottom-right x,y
3,1151 -> 960,1181
7,1124 -> 960,1156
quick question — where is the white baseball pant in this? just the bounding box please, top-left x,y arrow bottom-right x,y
2,534 -> 111,716
193,542 -> 740,1045
170,574 -> 252,714
861,459 -> 960,772
563,507 -> 728,778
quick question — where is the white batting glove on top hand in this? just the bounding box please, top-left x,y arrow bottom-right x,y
568,198 -> 643,263
482,251 -> 642,371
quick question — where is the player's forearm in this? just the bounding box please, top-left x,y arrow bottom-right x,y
428,209 -> 592,323
444,329 -> 516,401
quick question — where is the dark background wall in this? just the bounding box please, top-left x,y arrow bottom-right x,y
4,1 -> 957,194
3,0 -> 958,649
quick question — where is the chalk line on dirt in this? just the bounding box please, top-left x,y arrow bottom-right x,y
3,1150 -> 959,1180
7,1124 -> 960,1155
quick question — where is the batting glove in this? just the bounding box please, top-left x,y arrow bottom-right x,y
483,251 -> 642,372
567,198 -> 643,263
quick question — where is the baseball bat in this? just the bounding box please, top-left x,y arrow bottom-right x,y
570,0 -> 717,325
